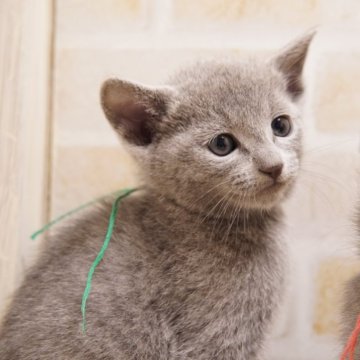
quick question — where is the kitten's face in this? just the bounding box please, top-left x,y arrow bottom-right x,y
101,32 -> 314,213
147,61 -> 302,211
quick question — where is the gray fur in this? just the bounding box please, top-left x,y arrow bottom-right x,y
0,32 -> 314,359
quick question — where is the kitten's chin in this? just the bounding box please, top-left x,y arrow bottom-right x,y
244,181 -> 294,210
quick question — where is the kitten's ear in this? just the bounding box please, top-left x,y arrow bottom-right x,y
272,30 -> 316,99
101,79 -> 173,145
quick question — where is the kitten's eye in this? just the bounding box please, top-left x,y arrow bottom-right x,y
271,116 -> 292,137
208,134 -> 236,156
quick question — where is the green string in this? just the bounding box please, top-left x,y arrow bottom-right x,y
31,188 -> 133,240
30,187 -> 137,334
81,188 -> 137,333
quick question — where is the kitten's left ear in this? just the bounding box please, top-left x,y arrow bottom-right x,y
101,79 -> 174,146
271,30 -> 316,99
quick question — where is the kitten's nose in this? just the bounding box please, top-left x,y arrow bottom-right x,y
259,163 -> 283,180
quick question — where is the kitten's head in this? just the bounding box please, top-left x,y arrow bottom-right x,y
101,32 -> 314,214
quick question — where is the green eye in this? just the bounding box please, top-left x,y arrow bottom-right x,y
208,134 -> 236,156
271,116 -> 292,137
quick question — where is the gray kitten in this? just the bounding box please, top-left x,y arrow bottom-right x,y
0,32 -> 314,359
341,207 -> 360,358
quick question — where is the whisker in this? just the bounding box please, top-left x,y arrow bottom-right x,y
303,138 -> 356,155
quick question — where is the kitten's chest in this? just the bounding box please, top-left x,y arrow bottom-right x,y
160,235 -> 284,345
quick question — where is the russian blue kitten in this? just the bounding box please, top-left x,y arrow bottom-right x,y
0,32 -> 314,359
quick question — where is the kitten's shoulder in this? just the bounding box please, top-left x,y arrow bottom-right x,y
45,190 -> 150,255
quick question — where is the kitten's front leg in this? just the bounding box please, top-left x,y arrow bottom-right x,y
174,338 -> 264,360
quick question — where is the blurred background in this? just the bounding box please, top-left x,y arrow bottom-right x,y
1,0 -> 360,358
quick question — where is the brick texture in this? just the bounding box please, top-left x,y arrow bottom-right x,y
313,258 -> 360,335
314,53 -> 360,133
56,0 -> 146,45
51,146 -> 138,216
173,0 -> 321,26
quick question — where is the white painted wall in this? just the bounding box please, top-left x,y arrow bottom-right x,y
0,0 -> 53,316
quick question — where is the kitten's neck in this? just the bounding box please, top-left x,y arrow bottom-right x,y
142,185 -> 283,235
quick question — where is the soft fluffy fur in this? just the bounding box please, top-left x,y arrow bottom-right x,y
0,32 -> 314,359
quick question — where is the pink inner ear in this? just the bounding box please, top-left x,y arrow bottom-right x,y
105,89 -> 153,145
102,79 -> 169,145
116,99 -> 153,145
113,99 -> 147,123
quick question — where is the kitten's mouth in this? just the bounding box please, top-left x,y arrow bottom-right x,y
258,180 -> 286,194
240,180 -> 290,209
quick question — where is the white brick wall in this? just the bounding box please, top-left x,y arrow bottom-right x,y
36,0 -> 360,358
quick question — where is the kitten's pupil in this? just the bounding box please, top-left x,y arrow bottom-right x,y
217,136 -> 226,149
271,116 -> 292,137
209,134 -> 236,156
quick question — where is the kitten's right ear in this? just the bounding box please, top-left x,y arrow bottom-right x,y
271,30 -> 316,99
101,79 -> 173,146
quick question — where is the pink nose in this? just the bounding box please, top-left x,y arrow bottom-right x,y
259,164 -> 283,180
